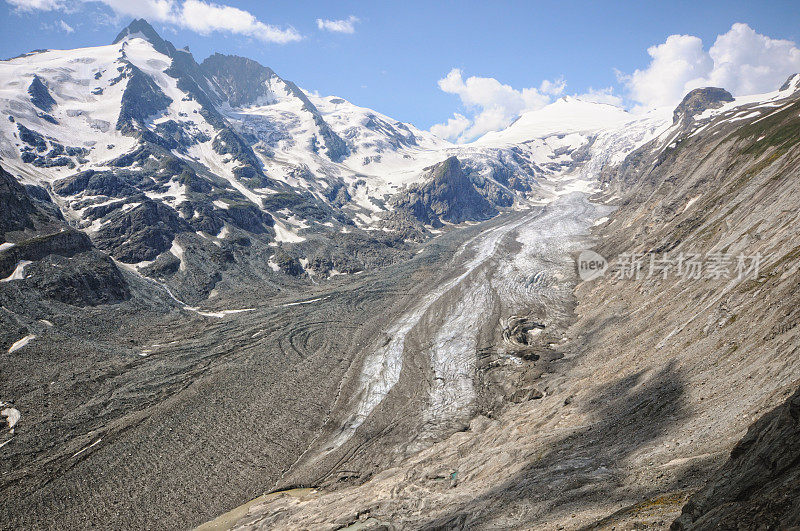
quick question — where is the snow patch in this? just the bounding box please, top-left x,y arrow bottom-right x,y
194,308 -> 254,318
683,195 -> 701,212
282,296 -> 330,307
169,239 -> 186,271
1,260 -> 32,282
1,406 -> 20,432
273,222 -> 305,243
8,334 -> 35,353
72,438 -> 102,457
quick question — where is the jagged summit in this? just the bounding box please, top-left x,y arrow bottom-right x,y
390,156 -> 497,226
779,73 -> 800,92
112,18 -> 174,57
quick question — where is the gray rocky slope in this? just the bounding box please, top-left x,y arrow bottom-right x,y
2,17 -> 800,531
0,19 -> 653,530
199,80 -> 800,529
672,386 -> 800,529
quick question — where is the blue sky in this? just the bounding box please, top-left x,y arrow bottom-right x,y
2,0 -> 800,141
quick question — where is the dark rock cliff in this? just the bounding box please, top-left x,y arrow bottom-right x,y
672,386 -> 800,529
0,165 -> 129,306
391,156 -> 497,227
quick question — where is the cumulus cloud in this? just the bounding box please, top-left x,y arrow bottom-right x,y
621,23 -> 800,110
577,87 -> 624,106
6,0 -> 65,13
430,113 -> 471,142
95,0 -> 175,22
177,0 -> 301,43
6,0 -> 65,10
539,77 -> 566,96
430,69 -> 565,143
316,15 -> 358,34
6,0 -> 302,43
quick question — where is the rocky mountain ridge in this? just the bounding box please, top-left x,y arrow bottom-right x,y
0,19 -> 669,304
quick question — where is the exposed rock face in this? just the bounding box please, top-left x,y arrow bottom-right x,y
27,75 -> 55,112
201,53 -> 350,162
672,386 -> 800,529
672,87 -> 734,126
284,79 -> 350,162
0,165 -> 129,306
16,123 -> 47,152
116,62 -> 173,134
361,113 -> 419,149
201,53 -> 278,108
0,165 -> 43,237
272,249 -> 303,276
779,73 -> 800,91
93,200 -> 192,262
391,156 -> 497,227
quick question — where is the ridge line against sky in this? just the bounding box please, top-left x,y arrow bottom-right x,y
2,0 -> 800,143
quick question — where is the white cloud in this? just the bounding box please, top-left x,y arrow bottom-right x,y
96,0 -> 175,21
621,23 -> 800,110
430,113 -> 470,142
316,15 -> 358,34
539,77 -> 566,96
577,87 -> 624,106
57,19 -> 74,32
6,0 -> 64,11
41,17 -> 74,32
430,69 -> 560,143
177,0 -> 301,43
6,0 -> 302,44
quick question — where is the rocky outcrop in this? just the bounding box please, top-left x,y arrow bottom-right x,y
779,73 -> 799,92
0,165 -> 129,305
54,169 -> 155,198
0,230 -> 93,278
200,53 -> 279,108
672,87 -> 734,127
112,18 -> 175,57
116,62 -> 173,134
16,123 -> 47,152
391,156 -> 497,227
0,166 -> 43,237
27,75 -> 55,113
93,200 -> 192,263
672,386 -> 800,529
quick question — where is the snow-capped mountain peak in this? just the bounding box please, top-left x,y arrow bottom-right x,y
112,18 -> 175,57
0,18 -> 677,288
475,96 -> 635,146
